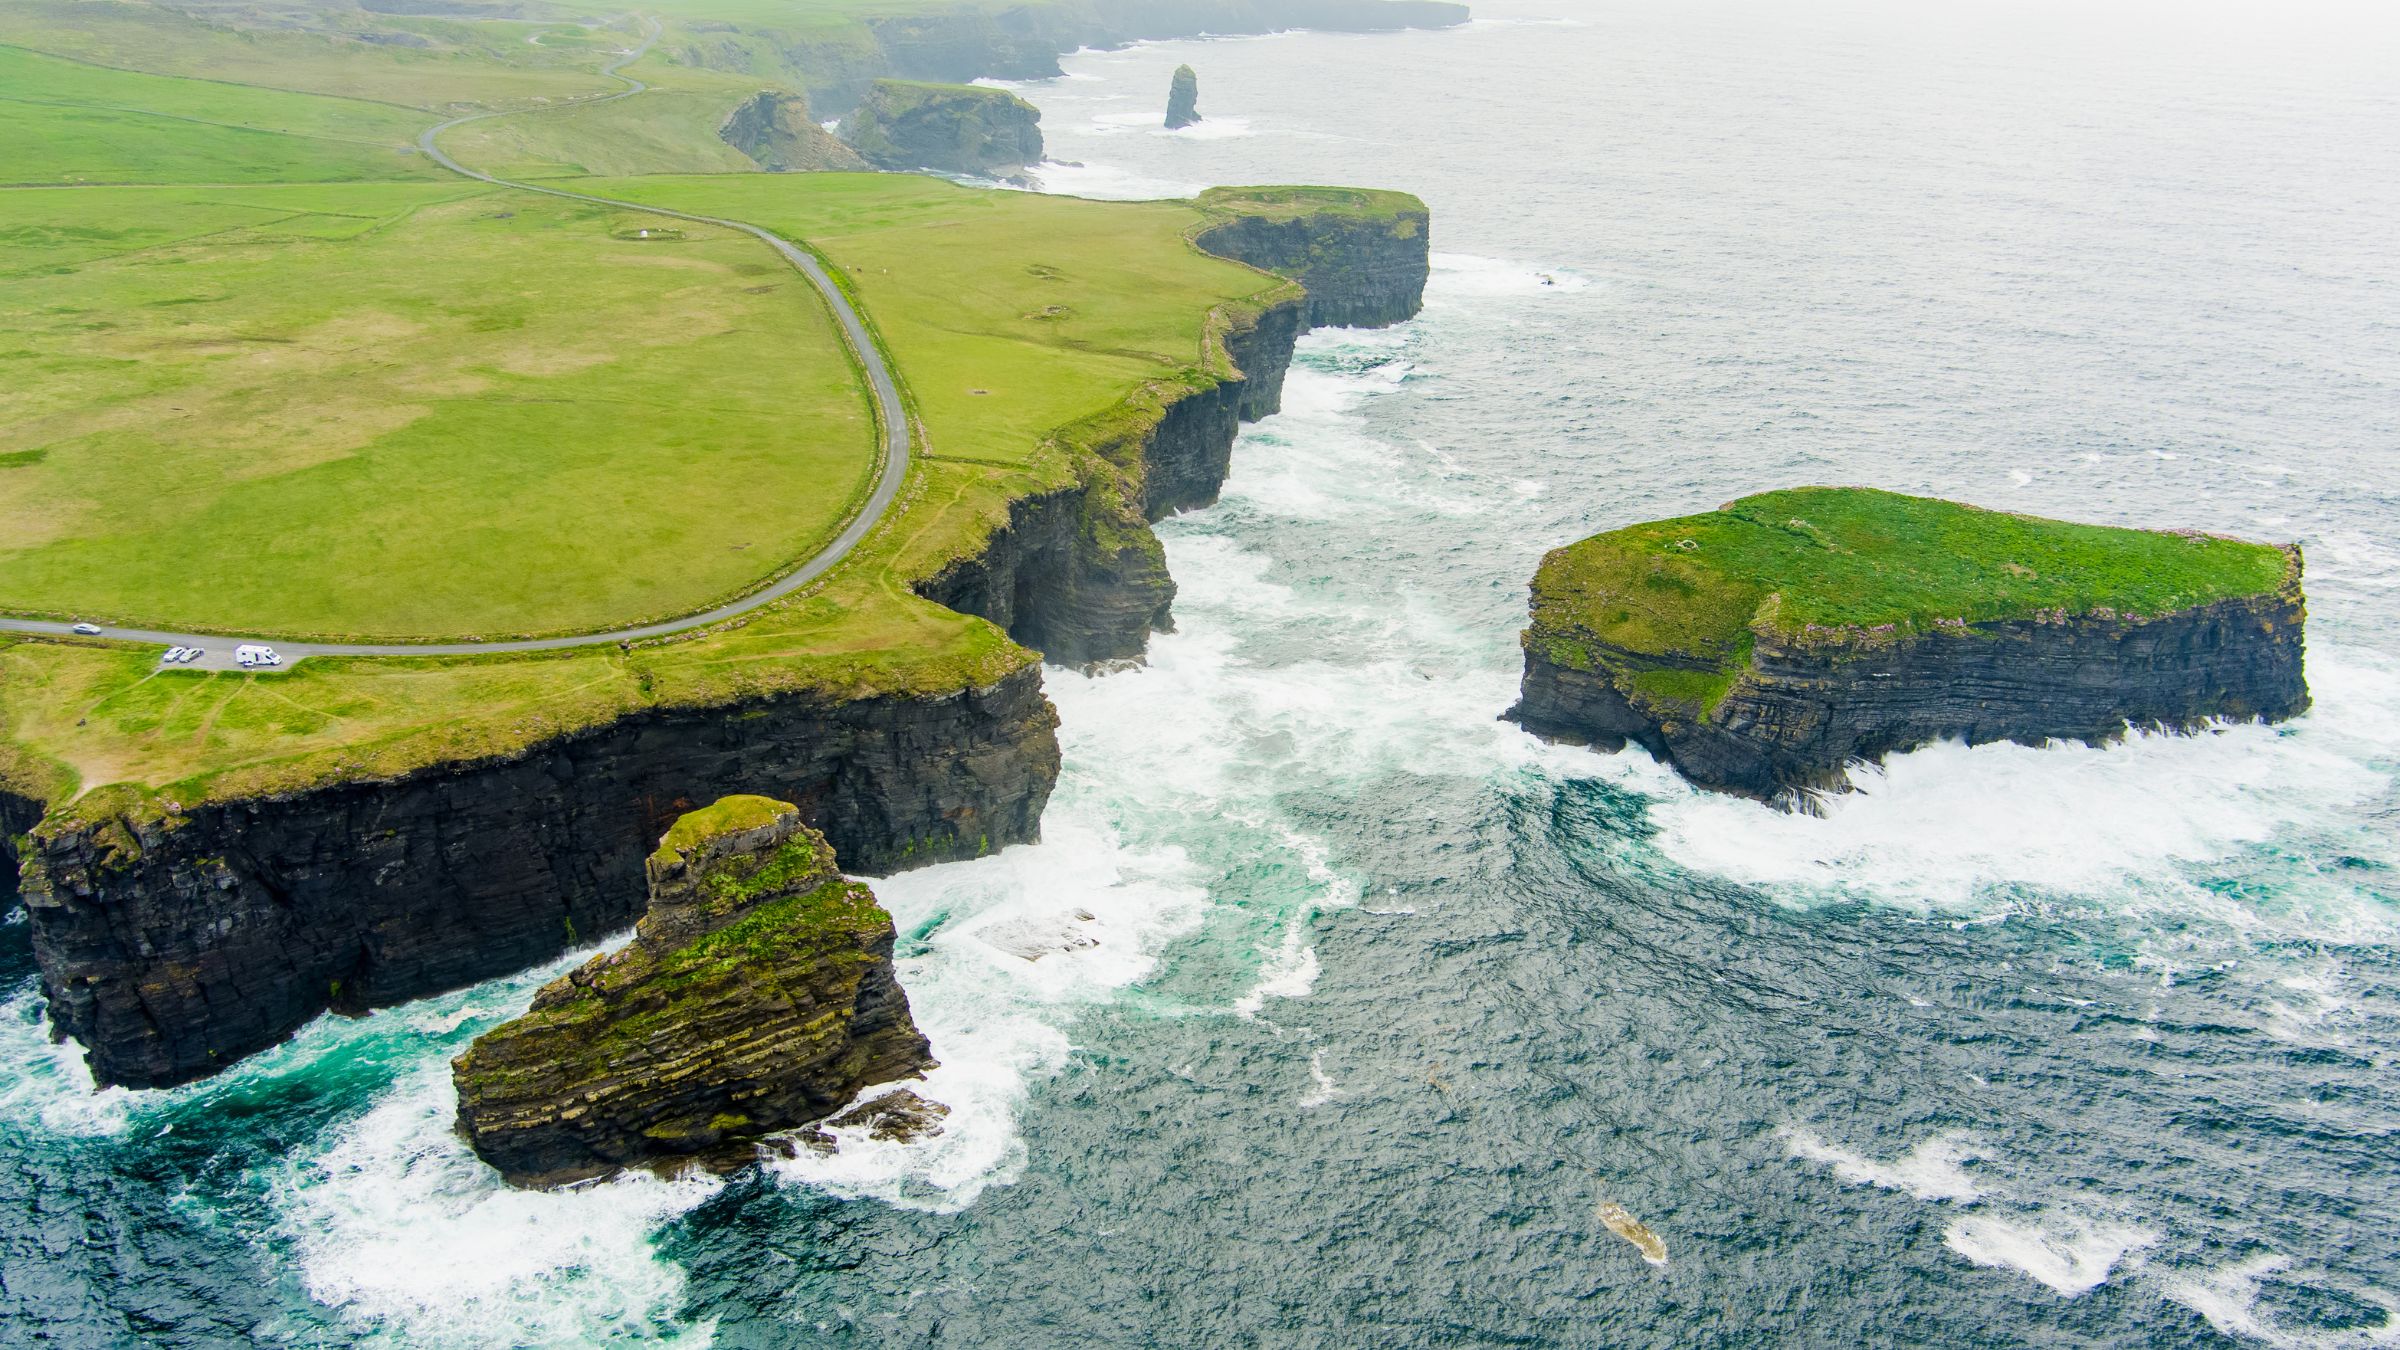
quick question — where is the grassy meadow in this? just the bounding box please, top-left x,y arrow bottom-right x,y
0,184 -> 877,638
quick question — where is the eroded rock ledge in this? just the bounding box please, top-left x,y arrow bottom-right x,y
1508,488 -> 2310,803
453,796 -> 930,1188
839,79 -> 1043,178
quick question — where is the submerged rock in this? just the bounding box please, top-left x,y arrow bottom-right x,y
1508,487 -> 2309,803
452,796 -> 933,1188
838,78 -> 1043,178
1166,64 -> 1201,129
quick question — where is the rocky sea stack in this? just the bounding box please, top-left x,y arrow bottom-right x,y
1507,487 -> 2309,803
1167,64 -> 1202,129
452,796 -> 932,1188
839,78 -> 1043,178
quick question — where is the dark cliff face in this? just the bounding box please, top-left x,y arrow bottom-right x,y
22,671 -> 1054,1089
838,80 -> 1044,178
1194,208 -> 1432,329
453,799 -> 932,1188
915,202 -> 1414,666
1510,558 -> 2311,803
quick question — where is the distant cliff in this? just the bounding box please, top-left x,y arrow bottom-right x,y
839,79 -> 1043,177
454,797 -> 930,1188
719,90 -> 866,171
1508,488 -> 2310,803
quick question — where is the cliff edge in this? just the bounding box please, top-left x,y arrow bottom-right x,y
840,79 -> 1043,178
1507,487 -> 2309,803
453,796 -> 932,1188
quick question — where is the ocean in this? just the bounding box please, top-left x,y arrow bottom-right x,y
5,0 -> 2398,1344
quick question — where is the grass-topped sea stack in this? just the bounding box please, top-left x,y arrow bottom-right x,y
453,796 -> 932,1188
1508,488 -> 2308,803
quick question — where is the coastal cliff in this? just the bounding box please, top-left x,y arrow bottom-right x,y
11,188 -> 1430,1090
917,189 -> 1425,664
22,672 -> 1052,1090
1193,187 -> 1432,328
839,80 -> 1043,178
808,0 -> 1469,114
1508,488 -> 2309,802
719,91 -> 867,172
453,797 -> 931,1188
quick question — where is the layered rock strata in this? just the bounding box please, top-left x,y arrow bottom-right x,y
23,674 -> 1052,1089
453,797 -> 930,1187
838,79 -> 1043,178
1508,491 -> 2310,803
1193,189 -> 1432,329
13,191 -> 1431,1090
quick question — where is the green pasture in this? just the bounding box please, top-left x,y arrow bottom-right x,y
0,183 -> 876,639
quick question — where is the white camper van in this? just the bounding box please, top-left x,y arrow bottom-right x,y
235,644 -> 283,668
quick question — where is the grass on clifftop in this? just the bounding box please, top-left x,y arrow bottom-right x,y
0,183 -> 876,640
2,174 -> 1293,819
1531,487 -> 2294,698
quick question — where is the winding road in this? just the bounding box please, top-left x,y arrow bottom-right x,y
0,19 -> 913,672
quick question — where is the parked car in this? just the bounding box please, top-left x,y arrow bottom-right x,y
183,647 -> 205,663
163,646 -> 188,663
72,622 -> 101,635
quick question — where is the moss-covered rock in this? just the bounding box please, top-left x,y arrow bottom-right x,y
452,796 -> 933,1187
1508,488 -> 2310,802
1166,64 -> 1201,130
838,78 -> 1042,178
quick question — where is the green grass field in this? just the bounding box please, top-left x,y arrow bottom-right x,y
0,44 -> 446,185
1528,487 -> 2296,709
0,183 -> 877,639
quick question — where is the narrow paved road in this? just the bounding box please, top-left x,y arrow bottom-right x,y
0,19 -> 912,672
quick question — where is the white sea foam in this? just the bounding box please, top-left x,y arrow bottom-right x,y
274,1059 -> 720,1348
1782,1127 -> 1987,1202
1025,159 -> 1207,201
244,948 -> 723,1347
0,982 -> 142,1138
1627,649 -> 2400,936
1427,251 -> 1593,300
2160,1253 -> 2400,1349
1299,1049 -> 1341,1108
1944,1211 -> 2158,1296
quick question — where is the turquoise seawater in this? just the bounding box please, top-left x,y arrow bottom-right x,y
6,1 -> 2399,1344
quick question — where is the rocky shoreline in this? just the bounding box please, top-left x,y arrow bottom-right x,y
7,193 -> 1431,1090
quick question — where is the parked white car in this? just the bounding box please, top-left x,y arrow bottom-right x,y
163,646 -> 189,663
72,622 -> 101,635
183,647 -> 205,663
